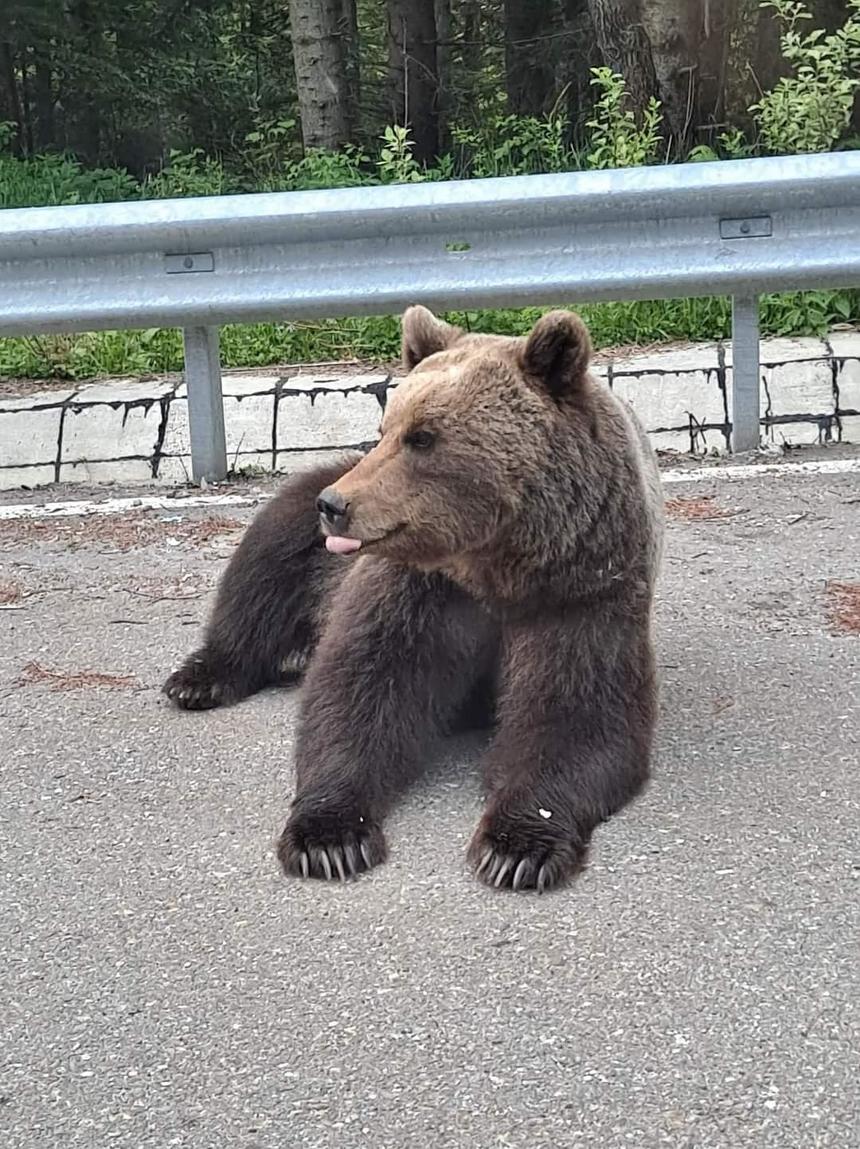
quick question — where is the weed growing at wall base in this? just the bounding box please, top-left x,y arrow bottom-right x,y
1,291 -> 857,382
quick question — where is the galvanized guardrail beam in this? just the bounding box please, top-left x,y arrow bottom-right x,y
1,153 -> 858,479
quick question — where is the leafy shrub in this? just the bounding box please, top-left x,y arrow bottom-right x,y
452,104 -> 576,177
586,68 -> 663,169
751,0 -> 860,154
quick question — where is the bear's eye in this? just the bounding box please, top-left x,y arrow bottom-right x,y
404,429 -> 436,451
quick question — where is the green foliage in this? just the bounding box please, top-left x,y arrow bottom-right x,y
3,288 -> 857,382
282,147 -> 370,192
751,0 -> 860,154
586,68 -> 663,169
377,125 -> 425,183
143,150 -> 229,199
688,129 -> 754,163
451,102 -> 577,177
0,153 -> 140,208
3,1 -> 859,386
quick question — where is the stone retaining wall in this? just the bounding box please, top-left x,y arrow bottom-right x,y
1,333 -> 858,490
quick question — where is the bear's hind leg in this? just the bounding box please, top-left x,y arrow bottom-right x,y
278,562 -> 496,881
468,610 -> 657,893
163,457 -> 360,711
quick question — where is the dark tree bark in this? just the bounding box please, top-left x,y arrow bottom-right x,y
587,0 -> 707,155
559,0 -> 600,139
638,0 -> 701,150
586,0 -> 660,123
288,0 -> 352,150
0,41 -> 23,153
504,0 -> 557,116
434,0 -> 452,149
33,49 -> 55,150
459,0 -> 483,82
340,0 -> 361,132
697,0 -> 733,133
65,0 -> 102,162
386,0 -> 439,161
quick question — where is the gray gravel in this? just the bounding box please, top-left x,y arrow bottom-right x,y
1,460 -> 859,1149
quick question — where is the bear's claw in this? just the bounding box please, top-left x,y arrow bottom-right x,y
162,650 -> 239,711
468,816 -> 588,893
278,816 -> 386,882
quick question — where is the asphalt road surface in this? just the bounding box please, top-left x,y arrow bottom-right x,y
1,455 -> 859,1149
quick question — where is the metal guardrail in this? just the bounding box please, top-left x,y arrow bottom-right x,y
1,153 -> 859,479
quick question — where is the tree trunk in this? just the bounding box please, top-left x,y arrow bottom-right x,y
559,0 -> 600,140
386,0 -> 439,161
459,0 -> 483,83
19,46 -> 34,155
0,41 -> 23,153
340,0 -> 361,131
587,0 -> 707,155
504,0 -> 557,116
288,0 -> 351,151
66,0 -> 102,162
33,50 -> 56,150
697,0 -> 734,135
638,0 -> 701,151
586,0 -> 660,124
434,0 -> 452,150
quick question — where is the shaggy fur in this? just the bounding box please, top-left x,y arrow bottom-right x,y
163,306 -> 664,893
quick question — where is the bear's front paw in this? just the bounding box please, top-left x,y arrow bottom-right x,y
278,806 -> 387,882
467,805 -> 588,894
162,649 -> 241,711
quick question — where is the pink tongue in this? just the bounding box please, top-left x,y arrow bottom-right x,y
326,536 -> 362,555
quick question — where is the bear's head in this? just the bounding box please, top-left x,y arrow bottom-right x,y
317,305 -> 643,602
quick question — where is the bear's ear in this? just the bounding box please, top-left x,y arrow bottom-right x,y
522,310 -> 592,397
401,305 -> 461,370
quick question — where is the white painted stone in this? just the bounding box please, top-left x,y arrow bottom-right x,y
227,451 -> 274,475
281,372 -> 390,394
175,374 -> 279,399
836,358 -> 860,411
276,449 -> 358,475
612,370 -> 724,432
60,459 -> 155,484
828,331 -> 860,360
741,337 -> 827,366
762,420 -> 833,448
157,450 -> 274,484
224,374 -> 279,397
62,400 -> 163,463
277,390 -> 381,450
767,360 -> 835,416
648,430 -> 693,454
0,407 -> 61,466
612,345 -> 719,374
838,415 -> 860,443
0,464 -> 56,490
163,395 -> 276,457
161,400 -> 191,458
721,336 -> 822,369
0,388 -> 76,411
73,380 -> 173,404
156,456 -> 193,484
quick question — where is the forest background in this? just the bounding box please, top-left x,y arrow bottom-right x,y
1,0 -> 859,379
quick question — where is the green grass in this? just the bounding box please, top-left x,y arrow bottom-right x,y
3,289 -> 857,382
1,149 -> 858,381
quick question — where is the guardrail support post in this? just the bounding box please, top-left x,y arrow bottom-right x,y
182,325 -> 227,484
730,295 -> 761,453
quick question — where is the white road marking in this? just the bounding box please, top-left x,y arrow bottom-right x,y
0,456 -> 858,522
660,457 -> 860,484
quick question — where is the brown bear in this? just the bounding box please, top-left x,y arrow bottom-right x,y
163,307 -> 664,892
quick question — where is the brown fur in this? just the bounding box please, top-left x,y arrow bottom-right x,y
163,306 -> 664,893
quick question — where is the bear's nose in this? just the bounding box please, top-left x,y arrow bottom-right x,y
317,488 -> 349,526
